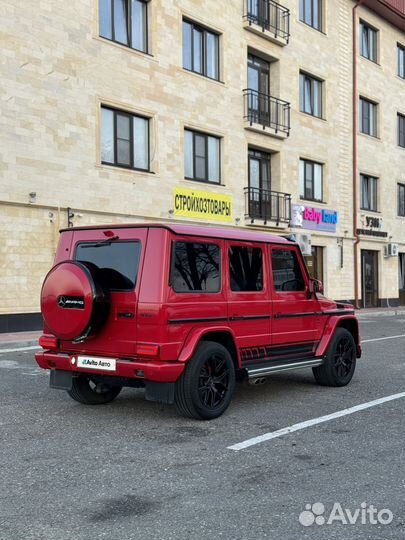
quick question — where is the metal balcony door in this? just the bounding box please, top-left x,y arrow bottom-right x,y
248,150 -> 271,219
248,0 -> 270,26
248,54 -> 270,124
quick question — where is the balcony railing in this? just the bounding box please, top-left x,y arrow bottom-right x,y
245,187 -> 291,225
243,89 -> 291,136
243,0 -> 290,42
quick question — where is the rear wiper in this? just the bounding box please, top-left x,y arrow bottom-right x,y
80,235 -> 119,248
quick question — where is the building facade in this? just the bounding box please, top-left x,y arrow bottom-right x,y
1,0 -> 405,331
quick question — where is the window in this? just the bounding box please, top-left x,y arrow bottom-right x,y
229,246 -> 263,292
171,242 -> 220,292
360,21 -> 378,62
99,0 -> 148,53
398,44 -> 405,79
398,114 -> 405,148
271,249 -> 305,292
299,0 -> 322,31
183,20 -> 219,80
101,106 -> 149,170
399,184 -> 405,217
300,72 -> 323,118
299,159 -> 323,202
360,97 -> 377,137
76,241 -> 141,290
184,130 -> 220,183
361,174 -> 378,211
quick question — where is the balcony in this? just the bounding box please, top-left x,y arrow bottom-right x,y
245,187 -> 291,227
243,89 -> 291,138
243,0 -> 290,46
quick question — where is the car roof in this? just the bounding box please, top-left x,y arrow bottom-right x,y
61,222 -> 293,245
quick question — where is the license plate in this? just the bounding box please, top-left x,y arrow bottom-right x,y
76,356 -> 117,372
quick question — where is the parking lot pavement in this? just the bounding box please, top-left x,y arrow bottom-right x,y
0,315 -> 404,540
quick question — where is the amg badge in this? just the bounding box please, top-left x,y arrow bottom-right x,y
57,296 -> 85,309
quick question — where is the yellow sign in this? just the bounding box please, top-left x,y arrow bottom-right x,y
174,187 -> 233,223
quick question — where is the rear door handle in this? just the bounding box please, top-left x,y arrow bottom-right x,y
117,312 -> 134,318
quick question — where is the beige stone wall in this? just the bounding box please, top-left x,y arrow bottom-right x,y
0,0 -> 404,317
355,4 -> 405,302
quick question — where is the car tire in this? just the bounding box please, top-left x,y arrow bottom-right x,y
313,327 -> 357,387
67,376 -> 122,405
174,341 -> 236,420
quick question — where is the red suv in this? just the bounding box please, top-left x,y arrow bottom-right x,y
36,223 -> 361,420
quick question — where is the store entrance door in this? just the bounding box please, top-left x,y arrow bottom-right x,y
399,253 -> 405,306
361,250 -> 379,308
305,246 -> 324,284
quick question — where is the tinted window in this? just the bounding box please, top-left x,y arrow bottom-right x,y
76,241 -> 141,291
171,242 -> 220,292
229,246 -> 263,291
271,249 -> 305,292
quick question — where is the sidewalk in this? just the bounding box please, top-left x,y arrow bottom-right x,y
0,331 -> 41,350
0,306 -> 404,350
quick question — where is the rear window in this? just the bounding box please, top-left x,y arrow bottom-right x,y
75,241 -> 141,291
171,241 -> 221,293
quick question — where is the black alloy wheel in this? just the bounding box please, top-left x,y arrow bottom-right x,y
313,327 -> 357,387
175,341 -> 236,420
67,375 -> 122,404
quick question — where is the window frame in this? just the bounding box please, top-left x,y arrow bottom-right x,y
182,19 -> 220,81
360,20 -> 378,63
398,183 -> 405,217
299,71 -> 323,119
184,129 -> 221,184
101,105 -> 150,172
398,113 -> 405,148
299,0 -> 323,32
360,174 -> 378,212
169,240 -> 222,294
299,158 -> 323,203
359,97 -> 378,138
398,44 -> 405,79
99,0 -> 149,54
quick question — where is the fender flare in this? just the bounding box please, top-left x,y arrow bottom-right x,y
178,325 -> 240,365
315,315 -> 361,358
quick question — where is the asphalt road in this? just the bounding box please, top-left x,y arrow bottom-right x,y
0,315 -> 404,540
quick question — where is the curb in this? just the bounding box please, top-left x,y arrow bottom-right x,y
0,339 -> 40,351
356,309 -> 405,318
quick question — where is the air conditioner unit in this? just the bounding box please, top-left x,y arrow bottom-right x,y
294,233 -> 312,256
385,243 -> 399,257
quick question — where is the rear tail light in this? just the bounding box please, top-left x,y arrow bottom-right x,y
135,344 -> 159,357
39,335 -> 59,350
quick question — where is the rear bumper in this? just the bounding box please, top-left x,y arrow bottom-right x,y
35,351 -> 184,383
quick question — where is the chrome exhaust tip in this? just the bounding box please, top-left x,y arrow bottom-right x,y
248,377 -> 267,386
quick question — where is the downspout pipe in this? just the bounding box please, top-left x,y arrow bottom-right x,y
352,0 -> 366,309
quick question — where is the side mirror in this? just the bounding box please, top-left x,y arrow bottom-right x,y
308,278 -> 324,297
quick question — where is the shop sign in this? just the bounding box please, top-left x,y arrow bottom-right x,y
291,204 -> 338,233
357,215 -> 388,238
174,187 -> 233,223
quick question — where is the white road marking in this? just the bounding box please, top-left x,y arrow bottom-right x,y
0,345 -> 40,354
362,334 -> 405,343
227,392 -> 405,451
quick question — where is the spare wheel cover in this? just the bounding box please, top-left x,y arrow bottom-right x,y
41,260 -> 110,340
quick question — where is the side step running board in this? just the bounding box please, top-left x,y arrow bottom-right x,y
246,357 -> 324,378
